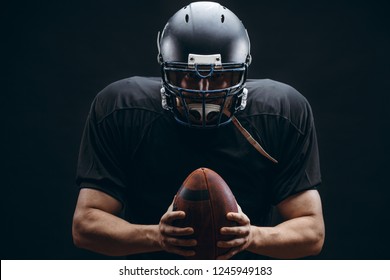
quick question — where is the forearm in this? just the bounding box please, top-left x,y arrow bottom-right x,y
72,207 -> 162,256
247,215 -> 325,259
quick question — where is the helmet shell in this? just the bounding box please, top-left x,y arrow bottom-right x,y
157,2 -> 251,128
158,1 -> 251,64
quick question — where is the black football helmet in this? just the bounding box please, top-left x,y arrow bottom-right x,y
157,1 -> 251,128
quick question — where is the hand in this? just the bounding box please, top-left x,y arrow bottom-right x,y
217,204 -> 252,259
158,200 -> 197,257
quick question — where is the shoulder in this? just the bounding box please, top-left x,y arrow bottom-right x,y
245,79 -> 311,116
242,79 -> 314,132
91,76 -> 163,122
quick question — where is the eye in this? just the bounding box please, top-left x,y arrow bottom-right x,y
186,73 -> 197,79
185,73 -> 201,83
210,73 -> 223,81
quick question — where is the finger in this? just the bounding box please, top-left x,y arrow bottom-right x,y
226,212 -> 250,225
162,224 -> 194,236
220,226 -> 250,236
217,241 -> 248,260
167,195 -> 177,212
161,210 -> 186,224
164,236 -> 197,247
217,237 -> 247,248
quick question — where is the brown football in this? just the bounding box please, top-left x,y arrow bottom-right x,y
173,167 -> 238,259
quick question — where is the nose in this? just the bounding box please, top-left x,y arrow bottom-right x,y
198,78 -> 210,91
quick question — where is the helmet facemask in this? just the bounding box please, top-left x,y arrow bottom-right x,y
160,54 -> 248,128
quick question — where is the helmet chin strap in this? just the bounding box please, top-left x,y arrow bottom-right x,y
162,85 -> 276,163
231,116 -> 278,164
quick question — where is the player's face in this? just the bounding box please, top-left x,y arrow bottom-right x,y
180,73 -> 229,105
167,70 -> 241,101
166,69 -> 243,126
179,72 -> 230,91
172,71 -> 240,91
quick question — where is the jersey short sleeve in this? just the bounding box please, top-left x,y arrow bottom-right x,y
75,77 -> 166,208
269,88 -> 321,204
271,114 -> 321,205
76,91 -> 128,205
243,79 -> 321,205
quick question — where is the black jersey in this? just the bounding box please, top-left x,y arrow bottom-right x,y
76,76 -> 321,259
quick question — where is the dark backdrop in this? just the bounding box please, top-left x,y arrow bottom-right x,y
2,0 -> 389,259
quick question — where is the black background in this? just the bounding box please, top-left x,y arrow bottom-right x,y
2,0 -> 389,259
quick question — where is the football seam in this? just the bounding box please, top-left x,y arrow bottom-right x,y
203,168 -> 217,259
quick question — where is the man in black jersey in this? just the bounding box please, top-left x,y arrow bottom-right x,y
72,2 -> 325,259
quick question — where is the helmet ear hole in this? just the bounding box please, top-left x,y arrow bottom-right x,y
246,54 -> 252,65
221,14 -> 225,23
185,14 -> 189,23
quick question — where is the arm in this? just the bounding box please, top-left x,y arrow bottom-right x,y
248,189 -> 325,258
72,188 -> 195,257
218,189 -> 325,259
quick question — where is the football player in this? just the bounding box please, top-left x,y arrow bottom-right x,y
73,1 -> 324,259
